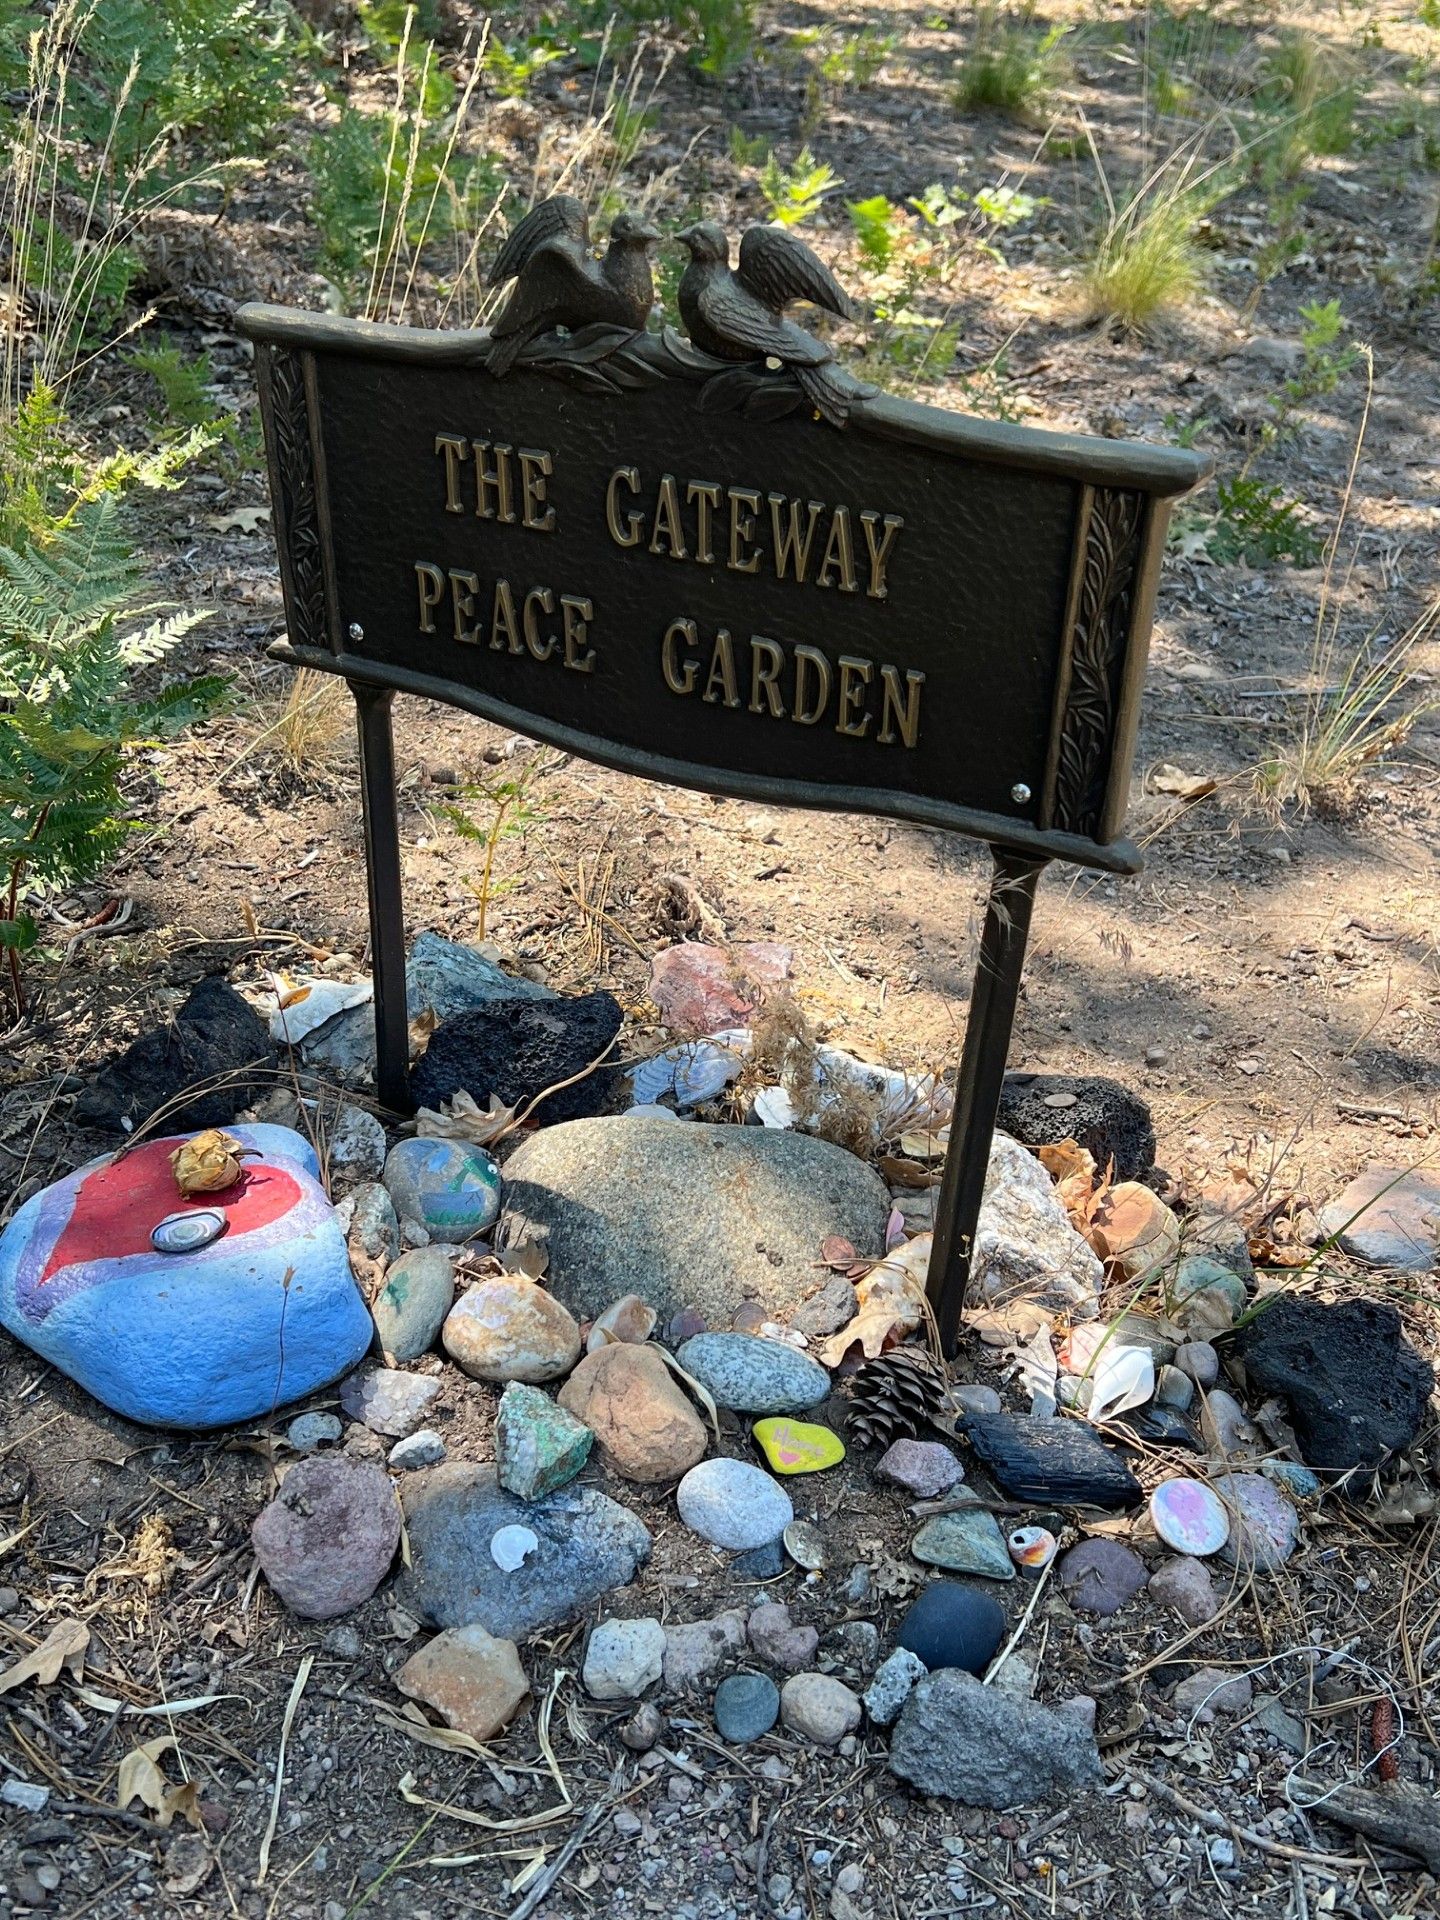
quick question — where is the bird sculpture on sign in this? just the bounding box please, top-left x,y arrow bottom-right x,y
485,196 -> 859,425
675,219 -> 853,426
486,193 -> 660,374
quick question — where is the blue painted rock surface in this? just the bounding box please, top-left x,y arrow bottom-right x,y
0,1124 -> 370,1430
382,1137 -> 501,1241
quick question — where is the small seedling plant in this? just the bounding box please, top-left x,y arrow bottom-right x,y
438,760 -> 551,943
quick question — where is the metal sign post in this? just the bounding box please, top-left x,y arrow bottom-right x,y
240,217 -> 1206,1353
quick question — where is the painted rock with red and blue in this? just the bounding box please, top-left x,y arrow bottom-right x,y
0,1124 -> 371,1429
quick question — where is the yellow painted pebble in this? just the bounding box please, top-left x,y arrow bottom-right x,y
753,1417 -> 845,1475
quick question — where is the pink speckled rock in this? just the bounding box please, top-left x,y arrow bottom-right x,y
252,1456 -> 399,1619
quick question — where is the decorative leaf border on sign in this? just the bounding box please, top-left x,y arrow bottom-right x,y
482,322 -> 873,420
266,348 -> 330,654
1053,488 -> 1144,838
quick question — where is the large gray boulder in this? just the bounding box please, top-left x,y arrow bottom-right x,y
888,1669 -> 1104,1807
496,1118 -> 890,1324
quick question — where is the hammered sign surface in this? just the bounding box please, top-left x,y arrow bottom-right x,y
753,1417 -> 846,1475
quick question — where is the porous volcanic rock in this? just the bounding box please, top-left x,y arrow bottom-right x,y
996,1073 -> 1155,1181
1234,1295 -> 1434,1470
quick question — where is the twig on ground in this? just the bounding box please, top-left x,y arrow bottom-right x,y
508,1764 -> 623,1920
1289,1778 -> 1440,1874
1134,1769 -> 1366,1869
257,1650 -> 314,1884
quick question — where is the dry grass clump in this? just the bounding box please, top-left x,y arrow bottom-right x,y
271,667 -> 352,778
740,986 -> 889,1157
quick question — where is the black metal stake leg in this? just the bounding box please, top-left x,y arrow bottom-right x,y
353,682 -> 414,1115
927,846 -> 1048,1358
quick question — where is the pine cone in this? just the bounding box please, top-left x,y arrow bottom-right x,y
846,1349 -> 944,1450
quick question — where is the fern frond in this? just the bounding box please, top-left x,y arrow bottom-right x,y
118,606 -> 212,666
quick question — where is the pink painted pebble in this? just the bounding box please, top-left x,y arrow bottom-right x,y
1149,1478 -> 1230,1557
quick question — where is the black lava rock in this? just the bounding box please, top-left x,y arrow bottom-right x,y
961,1413 -> 1142,1508
997,1073 -> 1155,1181
1235,1296 -> 1434,1471
896,1581 -> 1005,1676
411,990 -> 625,1123
74,976 -> 276,1134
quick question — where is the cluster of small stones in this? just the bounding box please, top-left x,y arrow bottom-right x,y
241,1070 -> 1430,1822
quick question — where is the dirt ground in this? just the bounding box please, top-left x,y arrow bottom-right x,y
0,1 -> 1438,1915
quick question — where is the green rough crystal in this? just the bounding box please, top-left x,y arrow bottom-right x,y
495,1381 -> 593,1500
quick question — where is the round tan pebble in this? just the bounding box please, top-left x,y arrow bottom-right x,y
779,1672 -> 862,1746
441,1276 -> 581,1384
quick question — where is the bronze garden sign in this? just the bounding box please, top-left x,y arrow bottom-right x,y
239,203 -> 1207,1354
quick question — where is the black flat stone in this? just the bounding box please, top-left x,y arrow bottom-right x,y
1117,1406 -> 1204,1453
960,1413 -> 1142,1507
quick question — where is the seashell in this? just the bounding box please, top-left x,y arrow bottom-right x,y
1007,1525 -> 1057,1569
489,1524 -> 539,1572
782,1519 -> 828,1571
586,1293 -> 658,1352
151,1208 -> 227,1255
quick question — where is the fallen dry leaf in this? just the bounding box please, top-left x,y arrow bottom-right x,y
817,1234 -> 930,1366
877,1153 -> 941,1190
496,1237 -> 548,1280
204,505 -> 270,535
966,1300 -> 1055,1348
0,1618 -> 88,1694
1037,1137 -> 1111,1231
413,1089 -> 520,1148
1149,763 -> 1217,802
116,1736 -> 203,1829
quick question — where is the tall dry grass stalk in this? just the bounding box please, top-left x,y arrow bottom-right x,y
2,0 -> 243,427
272,668 -> 353,778
363,14 -> 676,332
1254,354 -> 1439,815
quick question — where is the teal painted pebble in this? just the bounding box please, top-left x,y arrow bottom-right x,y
372,1246 -> 456,1361
1261,1459 -> 1321,1500
382,1137 -> 501,1240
